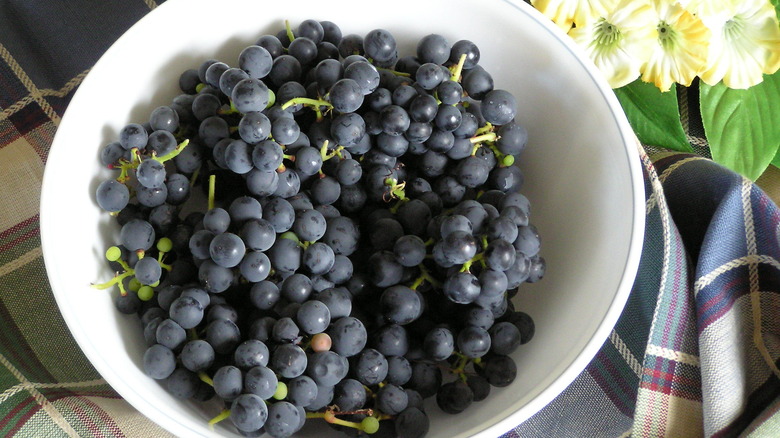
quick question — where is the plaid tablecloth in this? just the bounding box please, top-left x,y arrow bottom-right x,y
3,1 -> 780,437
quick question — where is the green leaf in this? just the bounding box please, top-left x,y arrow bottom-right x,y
613,79 -> 692,152
772,149 -> 780,169
770,0 -> 780,22
700,72 -> 780,181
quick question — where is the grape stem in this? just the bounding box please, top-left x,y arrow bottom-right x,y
320,140 -> 345,162
208,174 -> 216,211
198,371 -> 214,387
320,411 -> 374,433
469,132 -> 497,145
475,122 -> 494,136
189,165 -> 201,189
452,354 -> 471,379
389,197 -> 409,214
376,66 -> 411,77
281,97 -> 333,117
152,138 -> 190,164
90,270 -> 133,296
217,100 -> 239,115
450,53 -> 468,82
411,264 -> 442,290
285,19 -> 295,42
208,409 -> 230,428
306,408 -> 375,419
460,252 -> 484,273
383,178 -> 407,204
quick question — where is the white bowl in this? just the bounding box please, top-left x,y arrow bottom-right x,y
40,0 -> 644,436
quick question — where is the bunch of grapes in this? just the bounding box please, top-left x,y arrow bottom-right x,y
92,19 -> 543,438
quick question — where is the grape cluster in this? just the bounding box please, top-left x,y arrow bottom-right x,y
93,19 -> 542,438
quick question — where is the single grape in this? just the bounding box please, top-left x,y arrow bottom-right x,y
436,380 -> 474,414
180,340 -> 215,372
328,316 -> 367,357
306,350 -> 348,387
239,45 -> 274,79
270,343 -> 308,379
264,401 -> 300,438
143,344 -> 176,380
244,365 -> 279,399
354,348 -> 388,386
155,318 -> 186,351
287,375 -> 319,408
119,123 -> 148,150
232,78 -> 270,114
481,89 -> 518,125
120,219 -> 155,252
230,393 -> 268,433
417,33 -> 450,64
457,326 -> 492,358
296,300 -> 331,335
209,232 -> 246,268
95,179 -> 129,212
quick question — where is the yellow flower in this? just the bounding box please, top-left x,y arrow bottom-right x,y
695,0 -> 780,89
531,0 -> 617,32
641,1 -> 710,92
568,0 -> 657,88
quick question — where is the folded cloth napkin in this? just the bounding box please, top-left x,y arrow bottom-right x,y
2,1 -> 780,437
512,149 -> 780,438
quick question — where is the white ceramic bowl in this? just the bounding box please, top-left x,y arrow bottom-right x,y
41,0 -> 645,436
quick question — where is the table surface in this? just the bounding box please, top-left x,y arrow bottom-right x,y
2,1 -> 780,437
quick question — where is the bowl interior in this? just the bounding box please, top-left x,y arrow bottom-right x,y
40,0 -> 644,436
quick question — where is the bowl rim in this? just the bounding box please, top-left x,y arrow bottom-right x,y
40,0 -> 646,436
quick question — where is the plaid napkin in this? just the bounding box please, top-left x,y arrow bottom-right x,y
2,2 -> 780,437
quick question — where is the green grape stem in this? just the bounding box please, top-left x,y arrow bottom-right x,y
460,252 -> 484,273
450,53 -> 468,82
217,100 -> 239,115
208,174 -> 216,211
469,132 -> 497,145
281,97 -> 333,114
198,371 -> 214,387
208,409 -> 230,428
285,19 -> 295,42
322,145 -> 345,162
452,354 -> 470,378
389,197 -> 409,214
376,66 -> 411,77
91,270 -> 133,296
416,264 -> 442,289
383,178 -> 407,204
475,122 -> 494,136
319,140 -> 331,161
157,257 -> 172,272
152,138 -> 190,163
318,411 -> 374,433
189,165 -> 201,189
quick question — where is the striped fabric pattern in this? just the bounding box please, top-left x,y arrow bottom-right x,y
2,2 -> 780,437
